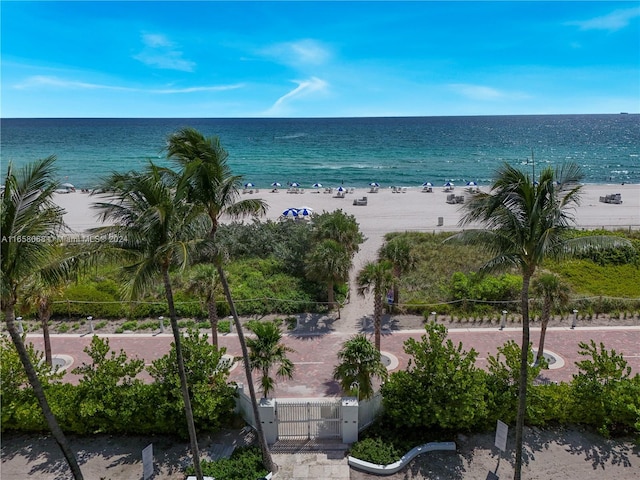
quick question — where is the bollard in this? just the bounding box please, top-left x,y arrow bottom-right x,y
571,309 -> 578,329
16,316 -> 23,334
87,316 -> 94,333
159,316 -> 165,333
500,310 -> 507,330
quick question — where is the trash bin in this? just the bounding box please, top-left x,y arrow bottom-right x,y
437,217 -> 444,226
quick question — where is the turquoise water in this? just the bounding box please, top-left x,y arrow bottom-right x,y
1,115 -> 638,189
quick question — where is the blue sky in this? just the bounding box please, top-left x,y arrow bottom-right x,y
2,1 -> 639,117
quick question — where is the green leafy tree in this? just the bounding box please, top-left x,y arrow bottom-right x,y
0,158 -> 84,479
305,239 -> 351,312
166,127 -> 275,473
186,264 -> 222,347
246,321 -> 295,398
148,327 -> 237,434
572,340 -> 640,436
379,236 -> 416,307
448,162 -> 629,480
333,334 -> 388,400
531,272 -> 570,364
356,260 -> 394,351
71,336 -> 145,434
91,163 -> 206,480
382,323 -> 487,430
485,340 -> 546,425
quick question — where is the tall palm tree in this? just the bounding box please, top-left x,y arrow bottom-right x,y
356,260 -> 395,351
246,321 -> 295,398
312,209 -> 365,258
333,334 -> 388,400
449,162 -> 628,480
166,127 -> 276,473
1,158 -> 84,479
305,239 -> 351,312
531,272 -> 570,365
186,264 -> 221,347
91,163 -> 206,480
379,236 -> 416,308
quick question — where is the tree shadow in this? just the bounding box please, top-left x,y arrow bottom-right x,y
323,378 -> 343,396
287,313 -> 337,338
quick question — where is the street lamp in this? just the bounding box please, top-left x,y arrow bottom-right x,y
571,309 -> 578,329
500,310 -> 507,330
16,316 -> 23,334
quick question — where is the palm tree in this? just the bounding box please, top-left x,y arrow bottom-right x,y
166,127 -> 276,473
333,334 -> 388,400
246,321 -> 295,398
305,239 -> 351,312
449,162 -> 628,480
186,264 -> 221,347
356,260 -> 395,351
531,272 -> 570,365
312,209 -> 365,258
1,158 -> 85,479
91,163 -> 206,480
379,236 -> 416,308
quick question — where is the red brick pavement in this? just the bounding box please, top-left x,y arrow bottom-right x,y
24,326 -> 640,398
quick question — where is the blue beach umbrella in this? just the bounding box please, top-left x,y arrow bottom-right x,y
336,186 -> 346,192
290,182 -> 300,187
271,182 -> 282,187
369,182 -> 380,187
422,181 -> 433,187
444,181 -> 454,187
244,182 -> 254,188
282,208 -> 299,218
313,183 -> 323,188
298,207 -> 313,217
466,181 -> 477,186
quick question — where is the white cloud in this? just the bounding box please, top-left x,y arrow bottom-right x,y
265,77 -> 328,115
566,7 -> 640,32
448,83 -> 530,101
260,39 -> 331,67
13,75 -> 243,94
134,32 -> 196,72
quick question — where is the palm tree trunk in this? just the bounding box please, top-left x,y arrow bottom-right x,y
327,280 -> 335,310
536,299 -> 551,365
162,268 -> 204,480
514,272 -> 532,480
374,294 -> 382,351
39,301 -> 53,366
4,305 -> 84,480
207,298 -> 218,348
216,264 -> 276,474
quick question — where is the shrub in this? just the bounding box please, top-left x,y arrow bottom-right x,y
188,446 -> 268,480
349,437 -> 402,465
217,320 -> 231,333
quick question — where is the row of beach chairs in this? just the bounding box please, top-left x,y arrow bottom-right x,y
353,196 -> 368,206
446,194 -> 465,204
599,193 -> 622,204
242,188 -> 260,194
391,186 -> 408,193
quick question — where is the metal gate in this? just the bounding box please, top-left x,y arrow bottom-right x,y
275,400 -> 342,440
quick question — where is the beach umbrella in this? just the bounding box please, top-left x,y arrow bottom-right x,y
444,181 -> 454,187
282,208 -> 299,218
466,181 -> 477,186
312,183 -> 323,188
244,182 -> 254,188
336,186 -> 346,192
369,182 -> 380,187
298,207 -> 313,217
271,182 -> 282,188
422,181 -> 433,187
290,182 -> 300,187
61,183 -> 75,189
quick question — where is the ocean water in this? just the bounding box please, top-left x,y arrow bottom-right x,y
1,115 -> 638,189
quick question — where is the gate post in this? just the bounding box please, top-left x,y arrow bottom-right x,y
341,397 -> 359,444
258,398 -> 278,444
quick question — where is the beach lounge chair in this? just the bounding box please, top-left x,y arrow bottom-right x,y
446,194 -> 456,204
353,196 -> 368,206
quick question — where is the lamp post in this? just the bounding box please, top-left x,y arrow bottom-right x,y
158,316 -> 164,333
500,310 -> 507,330
16,316 -> 23,334
87,315 -> 94,334
571,309 -> 578,329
